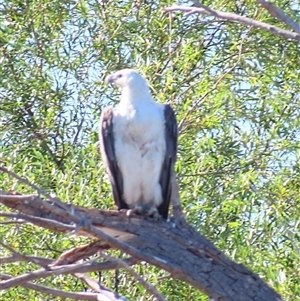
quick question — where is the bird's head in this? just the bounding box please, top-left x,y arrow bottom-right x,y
105,69 -> 149,91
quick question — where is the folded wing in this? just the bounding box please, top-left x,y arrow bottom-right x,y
157,104 -> 178,219
99,107 -> 127,210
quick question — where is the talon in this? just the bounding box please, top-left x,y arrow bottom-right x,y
126,209 -> 133,217
119,205 -> 162,220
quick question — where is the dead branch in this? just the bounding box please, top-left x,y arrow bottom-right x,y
162,2 -> 300,41
0,273 -> 102,301
0,190 -> 283,301
257,0 -> 300,34
74,273 -> 130,301
101,254 -> 167,301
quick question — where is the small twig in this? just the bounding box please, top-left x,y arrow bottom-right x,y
0,247 -> 137,291
101,254 -> 167,301
0,240 -> 53,267
257,0 -> 300,34
72,115 -> 86,146
162,5 -> 300,41
190,0 -> 216,14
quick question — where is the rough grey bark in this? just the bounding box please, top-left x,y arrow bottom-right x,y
0,191 -> 283,301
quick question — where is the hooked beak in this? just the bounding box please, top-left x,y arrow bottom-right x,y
105,74 -> 115,84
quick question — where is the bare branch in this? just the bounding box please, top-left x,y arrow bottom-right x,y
101,253 -> 167,301
0,241 -> 51,268
0,210 -> 74,232
0,244 -> 132,300
0,240 -> 137,274
162,4 -> 300,41
0,273 -> 99,300
257,0 -> 300,34
75,273 -> 130,301
0,256 -> 104,289
50,258 -> 139,274
0,254 -> 52,265
51,240 -> 111,266
0,241 -> 136,290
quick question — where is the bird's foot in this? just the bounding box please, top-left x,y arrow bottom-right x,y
144,206 -> 161,221
124,205 -> 143,217
122,205 -> 161,220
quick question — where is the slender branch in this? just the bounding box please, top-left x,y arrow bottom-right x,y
101,254 -> 167,301
0,240 -> 53,266
0,244 -> 132,300
162,5 -> 300,41
0,273 -> 99,301
0,242 -> 137,290
0,254 -> 52,265
50,258 -> 139,274
75,273 -> 130,301
0,211 -> 74,232
257,0 -> 300,34
0,220 -> 25,224
0,256 -> 101,289
0,239 -> 137,274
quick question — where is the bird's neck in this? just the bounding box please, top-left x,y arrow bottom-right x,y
120,86 -> 153,106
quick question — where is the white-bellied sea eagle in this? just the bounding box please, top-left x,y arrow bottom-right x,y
99,69 -> 177,219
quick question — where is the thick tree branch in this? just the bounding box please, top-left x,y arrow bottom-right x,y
0,190 -> 283,301
162,3 -> 300,41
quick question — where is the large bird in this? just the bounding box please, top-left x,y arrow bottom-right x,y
99,69 -> 177,219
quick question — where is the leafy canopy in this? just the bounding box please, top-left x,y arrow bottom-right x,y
0,0 -> 299,300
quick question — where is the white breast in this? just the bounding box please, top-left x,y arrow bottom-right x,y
113,101 -> 166,208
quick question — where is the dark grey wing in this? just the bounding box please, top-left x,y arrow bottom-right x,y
99,107 -> 128,210
158,104 -> 178,219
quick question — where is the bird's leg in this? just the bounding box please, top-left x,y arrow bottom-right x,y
124,205 -> 161,220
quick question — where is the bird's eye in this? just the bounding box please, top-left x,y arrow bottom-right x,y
117,74 -> 123,78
